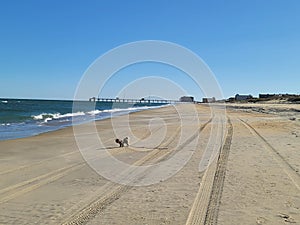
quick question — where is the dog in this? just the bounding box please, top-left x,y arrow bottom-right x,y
115,137 -> 129,147
123,137 -> 129,146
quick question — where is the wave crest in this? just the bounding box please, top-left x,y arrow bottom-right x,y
32,112 -> 85,123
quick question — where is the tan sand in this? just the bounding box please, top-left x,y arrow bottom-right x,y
0,103 -> 299,224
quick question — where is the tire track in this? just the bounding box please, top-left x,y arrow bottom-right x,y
61,118 -> 212,225
0,145 -> 144,206
60,125 -> 185,225
0,151 -> 77,176
204,118 -> 233,225
0,130 -> 123,176
0,163 -> 84,204
0,128 -> 162,205
239,118 -> 300,190
0,139 -> 157,207
185,116 -> 231,225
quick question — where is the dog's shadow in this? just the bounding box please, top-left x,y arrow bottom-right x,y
96,146 -> 152,151
96,146 -> 120,150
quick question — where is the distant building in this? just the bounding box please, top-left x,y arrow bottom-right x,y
202,97 -> 216,103
235,94 -> 253,101
259,94 -> 276,99
180,96 -> 194,102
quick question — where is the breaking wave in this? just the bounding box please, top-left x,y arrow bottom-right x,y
32,112 -> 85,123
31,105 -> 163,123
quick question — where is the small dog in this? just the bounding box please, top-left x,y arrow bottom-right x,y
115,137 -> 129,147
123,137 -> 129,146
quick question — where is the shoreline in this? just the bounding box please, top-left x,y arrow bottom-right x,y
0,104 -> 169,142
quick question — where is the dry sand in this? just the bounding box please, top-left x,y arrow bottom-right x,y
0,103 -> 299,225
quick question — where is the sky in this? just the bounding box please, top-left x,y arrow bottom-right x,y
0,0 -> 299,101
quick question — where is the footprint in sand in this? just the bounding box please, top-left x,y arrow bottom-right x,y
278,213 -> 296,223
256,216 -> 266,224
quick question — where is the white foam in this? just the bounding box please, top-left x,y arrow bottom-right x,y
87,108 -> 137,115
101,105 -> 161,114
87,110 -> 102,115
32,113 -> 57,120
44,117 -> 53,123
55,112 -> 85,119
32,112 -> 85,123
33,114 -> 45,120
1,101 -> 8,104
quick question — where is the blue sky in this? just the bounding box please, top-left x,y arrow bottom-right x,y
0,0 -> 299,100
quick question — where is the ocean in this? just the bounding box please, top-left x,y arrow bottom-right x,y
0,98 -> 167,141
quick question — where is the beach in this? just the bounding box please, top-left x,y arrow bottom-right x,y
0,103 -> 299,225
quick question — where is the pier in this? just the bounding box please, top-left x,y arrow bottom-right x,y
89,97 -> 179,104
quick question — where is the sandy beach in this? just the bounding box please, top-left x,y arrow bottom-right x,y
0,103 -> 299,225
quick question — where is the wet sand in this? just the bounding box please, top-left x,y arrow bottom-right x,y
0,104 -> 299,224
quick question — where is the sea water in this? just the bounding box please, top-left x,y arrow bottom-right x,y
0,99 -> 166,141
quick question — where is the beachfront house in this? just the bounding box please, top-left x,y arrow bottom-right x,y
235,94 -> 253,101
202,97 -> 216,103
180,96 -> 194,102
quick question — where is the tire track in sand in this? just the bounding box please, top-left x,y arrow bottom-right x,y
185,117 -> 232,225
0,129 -> 131,176
0,163 -> 84,204
60,118 -> 212,225
0,127 -> 163,205
0,151 -> 77,176
0,132 -> 120,176
239,118 -> 300,190
203,118 -> 233,225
